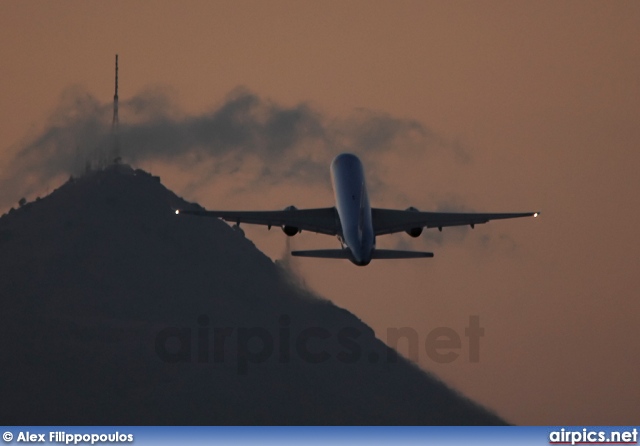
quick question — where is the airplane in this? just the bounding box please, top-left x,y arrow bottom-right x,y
175,153 -> 539,266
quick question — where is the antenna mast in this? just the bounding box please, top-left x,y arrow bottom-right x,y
111,54 -> 120,164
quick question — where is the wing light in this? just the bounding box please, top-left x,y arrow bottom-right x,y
533,212 -> 539,218
175,210 -> 180,215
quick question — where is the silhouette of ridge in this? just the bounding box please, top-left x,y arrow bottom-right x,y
0,165 -> 507,425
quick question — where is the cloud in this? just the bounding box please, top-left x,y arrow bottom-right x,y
0,85 -> 468,210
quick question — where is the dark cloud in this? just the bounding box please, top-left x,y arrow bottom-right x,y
333,108 -> 432,153
0,85 -> 468,209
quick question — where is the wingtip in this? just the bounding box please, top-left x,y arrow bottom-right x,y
533,211 -> 540,218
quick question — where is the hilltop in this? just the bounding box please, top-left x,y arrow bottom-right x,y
0,165 -> 506,425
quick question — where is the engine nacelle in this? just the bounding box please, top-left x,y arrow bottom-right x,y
282,205 -> 300,236
405,206 -> 423,238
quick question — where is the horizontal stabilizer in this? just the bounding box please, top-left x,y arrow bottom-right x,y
291,249 -> 352,259
371,249 -> 434,259
291,249 -> 434,259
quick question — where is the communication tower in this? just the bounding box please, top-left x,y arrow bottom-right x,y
111,54 -> 120,164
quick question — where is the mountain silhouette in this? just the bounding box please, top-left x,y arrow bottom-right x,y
0,165 -> 506,425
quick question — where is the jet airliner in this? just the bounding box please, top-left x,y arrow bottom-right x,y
176,153 -> 539,266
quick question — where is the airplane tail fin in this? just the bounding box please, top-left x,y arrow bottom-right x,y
371,249 -> 434,259
291,249 -> 351,259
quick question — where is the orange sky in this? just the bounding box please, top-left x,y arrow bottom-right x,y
1,1 -> 639,424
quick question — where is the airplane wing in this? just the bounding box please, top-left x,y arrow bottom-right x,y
176,207 -> 340,236
371,208 -> 539,236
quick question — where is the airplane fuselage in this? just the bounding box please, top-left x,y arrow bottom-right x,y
330,153 -> 375,265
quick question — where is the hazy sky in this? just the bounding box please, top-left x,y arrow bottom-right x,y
1,1 -> 639,424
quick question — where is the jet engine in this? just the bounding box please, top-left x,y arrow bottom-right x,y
405,206 -> 423,237
282,205 -> 300,236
